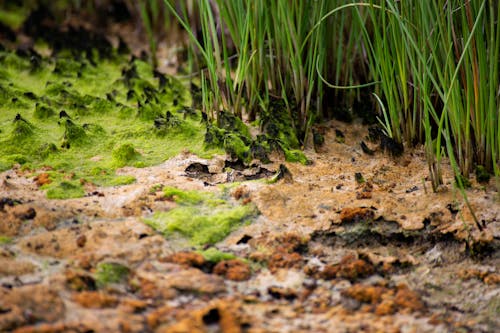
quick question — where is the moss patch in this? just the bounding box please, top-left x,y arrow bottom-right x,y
0,48 -> 223,199
0,235 -> 12,245
144,187 -> 258,246
94,262 -> 130,288
45,180 -> 85,199
205,108 -> 309,165
199,248 -> 236,263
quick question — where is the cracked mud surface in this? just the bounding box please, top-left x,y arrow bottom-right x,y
1,120 -> 499,333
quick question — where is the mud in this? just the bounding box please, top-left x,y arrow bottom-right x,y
0,119 -> 498,333
0,3 -> 499,331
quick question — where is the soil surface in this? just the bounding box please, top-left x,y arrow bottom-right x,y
1,119 -> 499,333
0,3 -> 499,331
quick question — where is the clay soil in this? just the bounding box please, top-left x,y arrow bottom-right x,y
1,119 -> 499,333
0,5 -> 499,331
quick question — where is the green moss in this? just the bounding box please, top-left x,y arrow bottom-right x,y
95,262 -> 130,287
0,160 -> 11,172
11,114 -> 34,139
107,175 -> 136,186
0,49 -> 223,199
163,186 -> 206,205
283,149 -> 309,165
0,235 -> 12,245
144,187 -> 258,245
0,5 -> 30,29
61,119 -> 88,147
475,165 -> 491,183
199,248 -> 236,262
149,184 -> 163,194
112,143 -> 139,167
145,205 -> 257,245
224,133 -> 251,163
34,103 -> 55,119
37,143 -> 58,159
46,181 -> 85,199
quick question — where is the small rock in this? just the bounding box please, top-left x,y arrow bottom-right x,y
34,173 -> 51,186
339,207 -> 374,223
213,259 -> 251,281
76,234 -> 86,248
72,291 -> 118,308
160,251 -> 206,268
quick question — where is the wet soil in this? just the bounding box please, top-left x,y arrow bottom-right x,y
0,3 -> 498,331
1,120 -> 499,333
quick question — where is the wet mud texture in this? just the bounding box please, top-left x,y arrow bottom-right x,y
1,120 -> 499,333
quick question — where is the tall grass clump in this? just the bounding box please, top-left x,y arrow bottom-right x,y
357,1 -> 499,196
164,0 -> 499,200
164,0 -> 360,145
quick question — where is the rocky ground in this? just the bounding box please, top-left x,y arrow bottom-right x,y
1,119 -> 499,333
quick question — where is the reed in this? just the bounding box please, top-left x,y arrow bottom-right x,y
162,0 -> 498,195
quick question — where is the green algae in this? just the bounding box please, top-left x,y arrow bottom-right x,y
199,248 -> 236,263
144,187 -> 258,246
204,109 -> 308,165
106,175 -> 136,186
163,186 -> 206,205
0,50 -> 223,199
0,235 -> 12,245
10,114 -> 35,139
112,143 -> 139,168
45,180 -> 85,199
34,103 -> 55,119
95,262 -> 130,288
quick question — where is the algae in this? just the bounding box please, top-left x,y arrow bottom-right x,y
163,186 -> 206,205
199,248 -> 236,263
0,49 -> 223,199
45,180 -> 85,199
144,187 -> 258,245
112,143 -> 140,168
95,262 -> 130,287
204,109 -> 308,165
0,235 -> 12,245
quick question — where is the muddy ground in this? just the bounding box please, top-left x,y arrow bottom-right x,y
0,2 -> 499,331
1,119 -> 499,333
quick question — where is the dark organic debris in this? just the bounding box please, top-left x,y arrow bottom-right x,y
202,308 -> 221,325
475,165 -> 491,183
185,162 -> 211,178
335,129 -> 345,143
0,198 -> 22,211
406,186 -> 419,193
236,234 -> 253,244
367,126 -> 404,157
271,164 -> 293,183
380,135 -> 404,157
360,141 -> 375,155
0,21 -> 16,41
354,172 -> 365,184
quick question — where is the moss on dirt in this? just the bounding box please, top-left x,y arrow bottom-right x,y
0,235 -> 12,245
163,186 -> 206,205
94,262 -> 130,287
0,49 -> 222,197
204,108 -> 309,165
144,187 -> 258,246
199,248 -> 236,263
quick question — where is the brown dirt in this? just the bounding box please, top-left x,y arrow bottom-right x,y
1,120 -> 499,332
